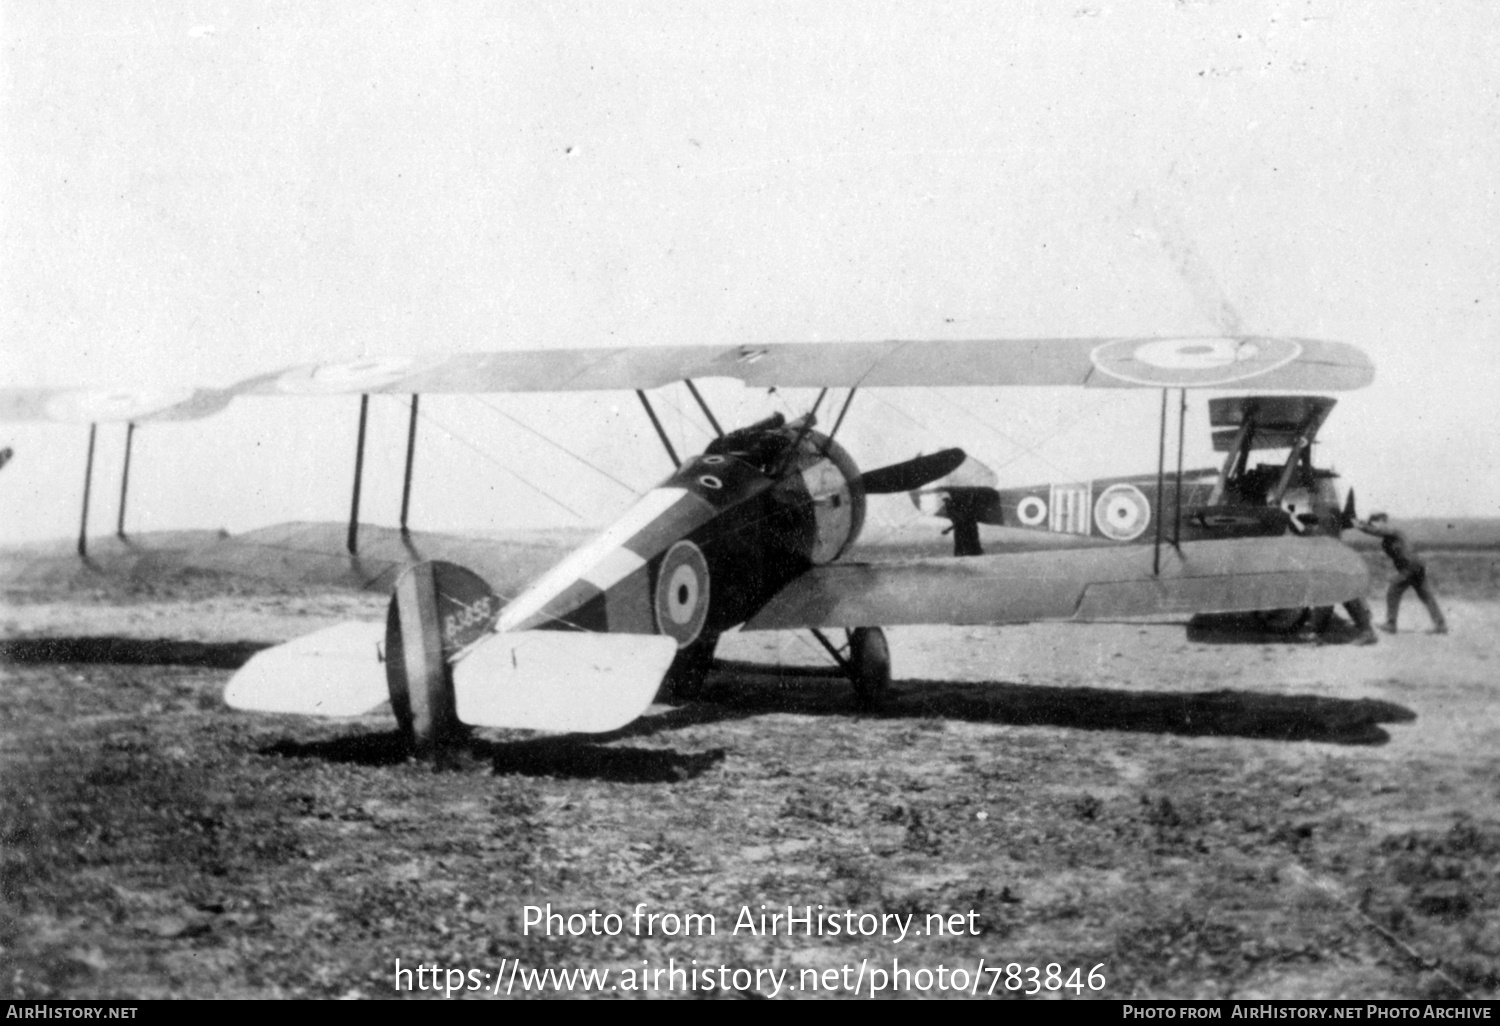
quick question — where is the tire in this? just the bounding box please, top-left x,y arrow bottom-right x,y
847,627 -> 891,709
1253,608 -> 1309,635
663,632 -> 719,701
384,566 -> 463,759
1305,606 -> 1336,634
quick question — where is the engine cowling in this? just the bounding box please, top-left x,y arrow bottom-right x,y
768,429 -> 867,566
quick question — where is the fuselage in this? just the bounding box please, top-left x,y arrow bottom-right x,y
497,415 -> 866,648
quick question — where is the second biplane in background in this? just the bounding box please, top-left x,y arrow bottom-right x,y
915,394 -> 1352,554
914,394 -> 1359,632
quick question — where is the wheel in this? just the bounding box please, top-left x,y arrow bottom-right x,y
1253,608 -> 1309,635
384,597 -> 461,757
1305,606 -> 1336,634
663,632 -> 719,701
385,563 -> 468,758
847,627 -> 891,709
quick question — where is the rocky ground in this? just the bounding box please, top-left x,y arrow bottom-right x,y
2,546 -> 1498,1000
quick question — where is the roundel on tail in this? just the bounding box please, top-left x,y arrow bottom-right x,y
1090,336 -> 1301,387
1094,483 -> 1151,541
654,541 -> 710,648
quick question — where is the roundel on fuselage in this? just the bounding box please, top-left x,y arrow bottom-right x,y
1015,494 -> 1048,527
1093,483 -> 1151,541
654,540 -> 710,648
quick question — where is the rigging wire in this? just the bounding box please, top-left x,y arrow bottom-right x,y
926,387 -> 1130,483
378,395 -> 585,521
472,395 -> 643,498
848,387 -> 1127,551
371,395 -> 631,634
651,388 -> 716,454
683,379 -> 723,437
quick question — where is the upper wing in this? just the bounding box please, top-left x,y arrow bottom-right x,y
742,535 -> 1369,630
0,387 -> 235,425
1,336 -> 1372,424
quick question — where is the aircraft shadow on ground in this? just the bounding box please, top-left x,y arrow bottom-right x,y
3,637 -> 729,783
1183,611 -> 1367,645
0,636 -> 269,669
690,660 -> 1417,746
7,637 -> 1416,767
262,730 -> 728,784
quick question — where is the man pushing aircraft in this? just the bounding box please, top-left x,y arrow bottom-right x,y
1356,513 -> 1448,635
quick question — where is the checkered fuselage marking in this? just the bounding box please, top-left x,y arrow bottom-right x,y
498,486 -> 712,633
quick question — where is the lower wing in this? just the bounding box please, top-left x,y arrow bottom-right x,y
743,536 -> 1368,629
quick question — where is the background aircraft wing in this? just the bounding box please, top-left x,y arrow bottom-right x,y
0,336 -> 1372,423
178,522 -> 560,597
0,522 -> 561,601
742,535 -> 1369,630
0,387 -> 234,425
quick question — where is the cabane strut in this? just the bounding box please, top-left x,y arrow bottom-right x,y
636,390 -> 681,468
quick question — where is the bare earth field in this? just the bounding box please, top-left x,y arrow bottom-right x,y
2,545 -> 1499,1000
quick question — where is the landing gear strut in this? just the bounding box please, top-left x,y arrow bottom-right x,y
811,626 -> 891,709
663,631 -> 719,701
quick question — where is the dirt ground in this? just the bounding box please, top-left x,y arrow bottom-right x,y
2,547 -> 1498,1000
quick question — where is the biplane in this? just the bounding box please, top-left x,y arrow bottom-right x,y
1,336 -> 1374,756
914,393 -> 1353,554
912,393 -> 1359,634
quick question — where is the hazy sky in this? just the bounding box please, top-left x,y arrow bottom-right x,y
3,1 -> 1497,543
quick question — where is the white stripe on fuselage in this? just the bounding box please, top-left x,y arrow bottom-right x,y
581,545 -> 647,593
498,487 -> 688,631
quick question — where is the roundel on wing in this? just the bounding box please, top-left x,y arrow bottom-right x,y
275,357 -> 419,394
45,388 -> 197,423
1094,483 -> 1151,541
653,540 -> 710,648
1015,495 -> 1048,527
1090,336 -> 1302,387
